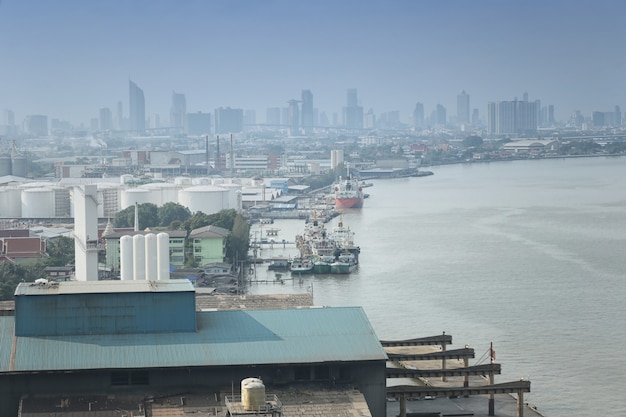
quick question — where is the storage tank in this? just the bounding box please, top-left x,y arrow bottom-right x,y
241,378 -> 265,411
0,187 -> 22,217
133,234 -> 146,280
0,156 -> 11,176
178,185 -> 228,215
139,183 -> 180,206
145,233 -> 158,280
174,176 -> 192,186
157,232 -> 170,281
11,156 -> 27,177
21,187 -> 55,218
211,178 -> 225,186
192,177 -> 211,185
121,188 -> 151,209
120,174 -> 134,185
221,183 -> 242,211
120,235 -> 133,280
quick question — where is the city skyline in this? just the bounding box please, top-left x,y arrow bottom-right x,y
1,0 -> 625,126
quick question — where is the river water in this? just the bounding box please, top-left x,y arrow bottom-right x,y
247,156 -> 626,417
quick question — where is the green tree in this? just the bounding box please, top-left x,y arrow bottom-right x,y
226,213 -> 250,263
463,135 -> 483,148
158,202 -> 191,228
113,203 -> 159,230
45,236 -> 75,266
0,262 -> 45,301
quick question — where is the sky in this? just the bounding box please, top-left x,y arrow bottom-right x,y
1,0 -> 625,126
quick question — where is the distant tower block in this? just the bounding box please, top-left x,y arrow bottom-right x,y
133,234 -> 146,280
145,233 -> 158,280
73,184 -> 99,281
120,235 -> 133,281
157,232 -> 170,281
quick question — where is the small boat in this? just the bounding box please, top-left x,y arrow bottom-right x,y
312,255 -> 334,274
268,257 -> 290,271
290,258 -> 314,274
330,253 -> 358,274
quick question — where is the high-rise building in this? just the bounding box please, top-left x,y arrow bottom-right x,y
436,104 -> 446,126
244,109 -> 256,127
170,92 -> 187,132
24,115 -> 48,137
129,80 -> 145,132
266,107 -> 281,126
301,90 -> 314,134
413,102 -> 424,128
457,90 -> 470,125
487,99 -> 538,135
344,88 -> 363,129
99,107 -> 113,131
116,101 -> 124,130
214,107 -> 243,134
287,99 -> 300,136
472,109 -> 480,126
187,112 -> 211,135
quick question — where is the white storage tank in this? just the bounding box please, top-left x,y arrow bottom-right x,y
21,187 -> 55,218
221,183 -> 243,211
174,176 -> 192,186
139,183 -> 180,206
211,178 -> 225,186
241,378 -> 265,411
192,177 -> 211,185
0,187 -> 22,217
178,185 -> 228,215
120,174 -> 134,185
121,188 -> 151,209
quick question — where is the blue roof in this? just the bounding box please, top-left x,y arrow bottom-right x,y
0,307 -> 387,372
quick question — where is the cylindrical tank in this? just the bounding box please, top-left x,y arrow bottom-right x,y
0,156 -> 11,176
21,187 -> 55,218
145,233 -> 158,280
174,176 -> 192,186
178,185 -> 227,215
241,378 -> 265,411
11,156 -> 27,177
157,232 -> 170,281
120,235 -> 134,280
139,183 -> 180,206
133,234 -> 146,280
121,188 -> 151,209
211,178 -> 225,186
221,184 -> 243,211
120,174 -> 134,185
0,187 -> 22,217
192,177 -> 211,185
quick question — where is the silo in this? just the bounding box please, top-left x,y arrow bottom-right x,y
145,233 -> 158,280
241,378 -> 265,411
0,156 -> 11,176
11,156 -> 27,177
120,174 -> 134,185
139,183 -> 180,206
178,185 -> 227,215
121,188 -> 151,210
0,187 -> 22,217
211,178 -> 225,186
174,176 -> 192,186
192,177 -> 211,185
120,235 -> 134,280
21,187 -> 55,218
157,232 -> 170,281
133,234 -> 146,280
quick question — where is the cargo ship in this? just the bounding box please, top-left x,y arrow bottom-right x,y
334,166 -> 364,209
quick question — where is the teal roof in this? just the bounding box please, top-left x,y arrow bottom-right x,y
0,307 -> 387,372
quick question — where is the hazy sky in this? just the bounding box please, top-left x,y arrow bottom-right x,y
1,0 -> 625,125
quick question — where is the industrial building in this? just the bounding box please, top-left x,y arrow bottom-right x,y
0,185 -> 389,416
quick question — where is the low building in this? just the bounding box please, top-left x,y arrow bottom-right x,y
189,225 -> 230,265
0,236 -> 46,264
501,139 -> 559,155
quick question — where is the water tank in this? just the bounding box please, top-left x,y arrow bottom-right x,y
222,184 -> 243,211
0,187 -> 22,217
21,187 -> 55,218
241,378 -> 265,411
174,176 -> 192,186
0,156 -> 11,176
11,156 -> 27,177
120,174 -> 134,185
178,185 -> 227,215
139,183 -> 180,206
211,178 -> 225,186
192,177 -> 211,185
121,188 -> 151,209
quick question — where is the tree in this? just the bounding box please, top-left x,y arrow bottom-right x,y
158,202 -> 191,228
113,203 -> 159,230
45,236 -> 75,266
226,213 -> 250,264
463,135 -> 483,148
0,262 -> 45,301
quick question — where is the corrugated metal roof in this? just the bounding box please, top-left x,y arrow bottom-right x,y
0,307 -> 387,372
15,280 -> 195,296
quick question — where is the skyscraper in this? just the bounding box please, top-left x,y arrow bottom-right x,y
301,90 -> 314,134
129,80 -> 145,132
266,107 -> 281,126
436,104 -> 446,126
344,88 -> 363,129
170,92 -> 187,132
287,99 -> 300,136
214,107 -> 243,134
99,107 -> 113,131
487,99 -> 538,135
413,102 -> 424,128
187,111 -> 212,135
457,90 -> 470,125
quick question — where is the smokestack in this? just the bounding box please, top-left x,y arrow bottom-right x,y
230,133 -> 234,175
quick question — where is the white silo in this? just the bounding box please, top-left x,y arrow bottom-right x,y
178,185 -> 228,215
174,176 -> 192,186
121,188 -> 151,210
145,233 -> 158,280
211,178 -> 225,186
120,174 -> 134,185
139,182 -> 180,206
192,177 -> 211,185
133,234 -> 146,280
0,187 -> 22,217
21,187 -> 55,218
120,235 -> 134,280
222,183 -> 243,211
157,232 -> 170,281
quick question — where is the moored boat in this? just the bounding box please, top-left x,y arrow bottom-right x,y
290,257 -> 314,274
334,164 -> 364,209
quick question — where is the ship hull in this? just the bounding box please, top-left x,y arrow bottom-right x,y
335,198 -> 364,209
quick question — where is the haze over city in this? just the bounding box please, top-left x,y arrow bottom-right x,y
1,0 -> 625,126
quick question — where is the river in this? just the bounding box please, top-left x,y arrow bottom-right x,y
247,155 -> 626,417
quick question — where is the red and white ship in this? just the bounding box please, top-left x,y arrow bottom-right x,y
334,171 -> 364,209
